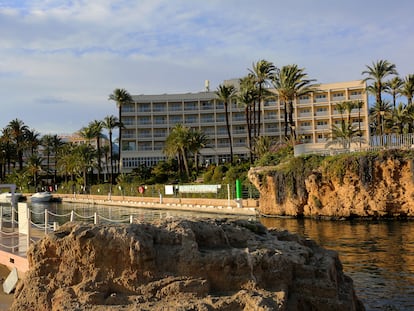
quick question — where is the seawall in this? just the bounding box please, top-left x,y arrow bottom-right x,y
52,193 -> 259,217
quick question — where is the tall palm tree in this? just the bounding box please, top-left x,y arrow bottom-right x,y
187,129 -> 208,174
237,75 -> 259,163
0,127 -> 15,175
326,122 -> 364,150
400,74 -> 414,106
56,143 -> 77,183
90,120 -> 104,183
215,84 -> 236,163
7,119 -> 28,170
108,88 -> 133,173
392,103 -> 408,134
369,100 -> 392,135
25,129 -> 41,156
343,101 -> 357,125
385,76 -> 403,111
50,135 -> 63,184
164,124 -> 196,180
103,115 -> 120,183
273,65 -> 317,140
249,59 -> 277,137
26,154 -> 43,191
41,134 -> 55,183
362,59 -> 398,108
74,143 -> 96,193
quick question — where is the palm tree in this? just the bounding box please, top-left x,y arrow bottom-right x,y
164,124 -> 191,179
90,120 -> 104,183
103,115 -> 120,183
400,74 -> 414,106
108,88 -> 133,173
187,129 -> 208,174
25,154 -> 43,191
0,127 -> 15,175
273,65 -> 317,140
74,144 -> 96,192
249,59 -> 277,137
215,84 -> 236,163
385,76 -> 403,111
326,122 -> 364,150
392,103 -> 408,134
343,101 -> 357,125
237,75 -> 259,163
362,59 -> 398,108
253,136 -> 276,159
56,143 -> 77,183
7,119 -> 28,170
50,135 -> 63,184
369,100 -> 392,135
25,129 -> 41,156
41,134 -> 55,183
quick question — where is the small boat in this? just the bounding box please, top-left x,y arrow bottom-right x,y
30,192 -> 53,202
0,192 -> 22,203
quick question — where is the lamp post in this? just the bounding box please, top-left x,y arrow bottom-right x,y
291,124 -> 296,145
380,110 -> 385,146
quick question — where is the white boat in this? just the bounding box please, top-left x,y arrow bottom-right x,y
0,192 -> 22,204
30,192 -> 53,202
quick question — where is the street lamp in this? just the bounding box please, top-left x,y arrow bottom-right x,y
291,124 -> 296,144
380,110 -> 385,146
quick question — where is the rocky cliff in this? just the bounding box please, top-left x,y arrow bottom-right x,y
11,219 -> 364,310
248,150 -> 414,218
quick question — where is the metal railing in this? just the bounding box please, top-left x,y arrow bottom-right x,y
0,202 -> 136,254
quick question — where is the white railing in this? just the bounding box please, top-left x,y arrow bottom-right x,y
294,133 -> 414,157
0,202 -> 136,254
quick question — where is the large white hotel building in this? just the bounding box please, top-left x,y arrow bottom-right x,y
120,80 -> 369,173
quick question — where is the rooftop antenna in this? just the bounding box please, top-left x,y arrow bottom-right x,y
204,80 -> 210,92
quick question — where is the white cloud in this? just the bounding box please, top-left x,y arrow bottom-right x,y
1,0 -> 414,134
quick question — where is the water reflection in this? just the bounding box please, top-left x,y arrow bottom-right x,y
261,217 -> 414,311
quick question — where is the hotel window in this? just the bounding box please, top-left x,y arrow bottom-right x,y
122,104 -> 135,113
169,103 -> 182,111
138,117 -> 151,125
332,92 -> 345,101
122,141 -> 136,151
123,117 -> 135,126
315,94 -> 326,102
137,103 -> 150,112
201,101 -> 213,110
154,116 -> 166,124
185,115 -> 198,124
170,116 -> 183,124
184,101 -> 198,110
153,103 -> 166,112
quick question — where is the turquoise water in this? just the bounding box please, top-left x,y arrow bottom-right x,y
31,202 -> 414,310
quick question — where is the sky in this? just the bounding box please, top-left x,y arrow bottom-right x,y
1,0 -> 414,136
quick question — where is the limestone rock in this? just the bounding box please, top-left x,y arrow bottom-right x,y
248,155 -> 414,218
11,219 -> 364,310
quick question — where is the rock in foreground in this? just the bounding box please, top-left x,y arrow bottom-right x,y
11,219 -> 365,310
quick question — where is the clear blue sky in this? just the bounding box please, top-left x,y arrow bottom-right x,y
1,0 -> 413,135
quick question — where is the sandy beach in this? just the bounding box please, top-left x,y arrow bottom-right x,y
0,264 -> 14,310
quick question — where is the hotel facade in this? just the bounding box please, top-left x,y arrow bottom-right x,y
120,80 -> 369,173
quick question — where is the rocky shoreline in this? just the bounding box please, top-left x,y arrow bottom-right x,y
10,218 -> 364,310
